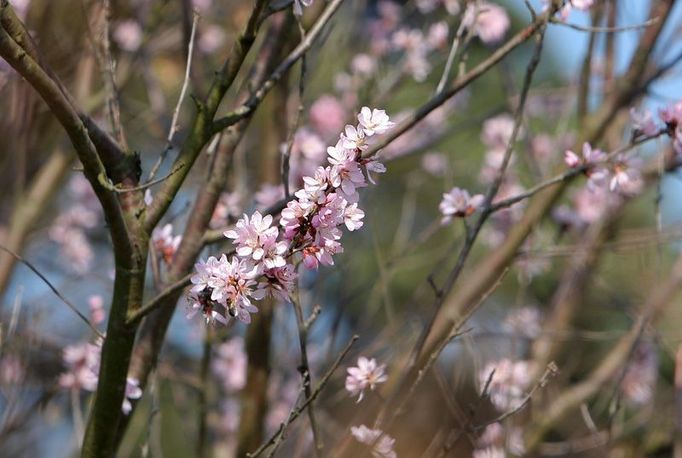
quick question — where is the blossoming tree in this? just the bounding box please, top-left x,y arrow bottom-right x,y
1,0 -> 682,457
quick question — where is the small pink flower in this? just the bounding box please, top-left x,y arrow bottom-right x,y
152,223 -> 182,264
479,359 -> 532,411
350,425 -> 397,458
309,95 -> 346,138
463,2 -> 510,45
345,356 -> 388,402
439,187 -> 485,223
357,107 -> 395,136
563,142 -> 606,169
122,378 -> 142,415
88,295 -> 106,325
630,107 -> 659,137
113,20 -> 143,52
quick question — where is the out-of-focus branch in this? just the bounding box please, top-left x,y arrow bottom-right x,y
0,9 -> 131,255
236,301 -> 273,456
417,0 -> 676,370
360,2 -> 560,160
0,245 -> 103,338
291,294 -> 323,456
210,0 -> 345,134
248,335 -> 359,458
143,0 -> 270,232
0,149 -> 71,295
525,253 -> 682,451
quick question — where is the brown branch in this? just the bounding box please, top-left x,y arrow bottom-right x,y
210,0 -> 345,134
143,0 -> 270,232
524,253 -> 682,451
248,335 -> 359,458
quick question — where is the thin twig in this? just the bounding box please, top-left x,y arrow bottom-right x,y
291,292 -> 323,457
248,335 -> 359,458
0,244 -> 103,338
148,10 -> 199,182
550,16 -> 659,33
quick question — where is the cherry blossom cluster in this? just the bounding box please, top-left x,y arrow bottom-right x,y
188,107 -> 394,325
58,340 -> 141,414
564,142 -> 643,195
345,356 -> 388,402
350,425 -> 397,458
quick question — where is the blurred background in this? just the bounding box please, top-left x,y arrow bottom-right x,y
2,0 -> 682,456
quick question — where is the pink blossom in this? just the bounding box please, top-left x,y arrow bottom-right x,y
59,341 -> 101,391
358,107 -> 395,136
152,223 -> 182,264
113,20 -> 143,52
309,95 -> 347,138
122,378 -> 142,415
427,21 -> 449,49
345,356 -> 388,402
88,295 -> 106,325
563,142 -> 607,169
609,155 -> 643,195
503,306 -> 541,339
659,101 -> 682,128
439,187 -> 485,223
212,337 -> 247,392
463,2 -> 510,45
620,341 -> 658,405
351,53 -> 377,76
199,25 -> 226,54
421,152 -> 448,176
186,290 -> 228,325
255,264 -> 297,303
630,107 -> 659,137
350,425 -> 397,458
481,114 -> 516,148
479,359 -> 532,411
472,447 -> 505,458
225,212 -> 286,268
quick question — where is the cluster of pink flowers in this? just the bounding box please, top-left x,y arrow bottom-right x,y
479,358 -> 533,411
564,141 -> 643,195
58,339 -> 141,414
350,425 -> 397,458
188,107 -> 394,325
345,356 -> 388,402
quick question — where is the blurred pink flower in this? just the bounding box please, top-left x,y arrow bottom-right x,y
113,20 -> 143,52
439,187 -> 485,223
309,95 -> 347,138
88,295 -> 106,325
346,356 -> 388,402
479,359 -> 532,411
350,425 -> 397,458
463,1 -> 510,45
